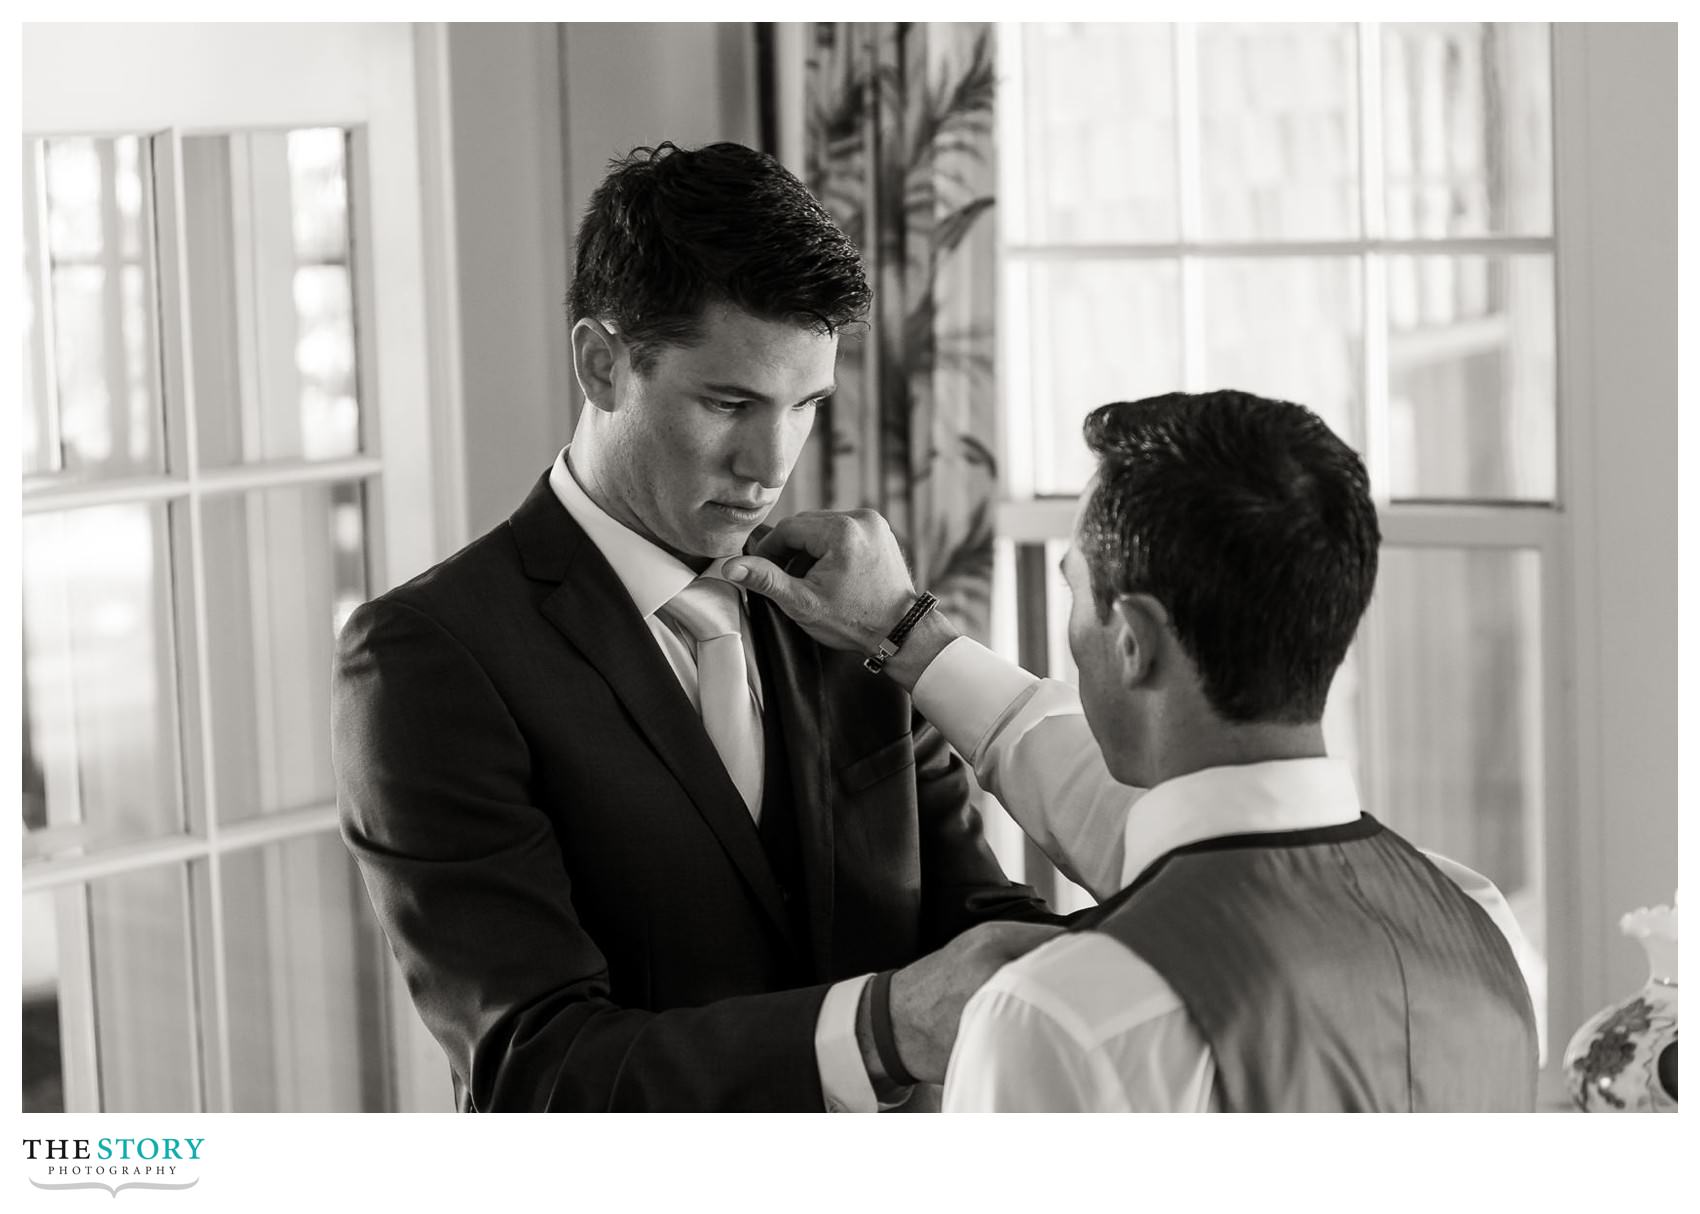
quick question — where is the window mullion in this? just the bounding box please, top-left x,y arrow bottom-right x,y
23,142 -> 64,473
54,886 -> 102,1111
1357,22 -> 1392,500
153,125 -> 235,1113
1173,22 -> 1204,390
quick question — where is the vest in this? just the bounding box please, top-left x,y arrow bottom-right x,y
1077,815 -> 1537,1111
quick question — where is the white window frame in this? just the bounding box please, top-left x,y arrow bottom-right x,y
20,23 -> 460,1113
994,22 -> 1677,1106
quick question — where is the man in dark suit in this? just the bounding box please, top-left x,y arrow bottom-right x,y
333,141 -> 1059,1112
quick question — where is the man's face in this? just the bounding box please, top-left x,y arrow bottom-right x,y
1063,479 -> 1146,786
602,302 -> 838,564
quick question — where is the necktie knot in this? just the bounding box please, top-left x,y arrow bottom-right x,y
664,577 -> 743,644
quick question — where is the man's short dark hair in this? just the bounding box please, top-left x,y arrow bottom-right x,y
1079,390 -> 1380,724
567,141 -> 871,374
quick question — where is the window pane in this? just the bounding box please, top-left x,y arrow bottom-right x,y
22,504 -> 186,855
1386,254 -> 1555,501
1009,23 -> 1177,244
183,128 -> 361,468
1197,23 -> 1359,240
89,867 -> 200,1111
22,135 -> 164,480
1009,259 -> 1182,496
1199,257 -> 1363,450
202,481 -> 369,822
1370,547 -> 1547,1025
220,833 -> 392,1111
1382,23 -> 1552,239
22,890 -> 66,1112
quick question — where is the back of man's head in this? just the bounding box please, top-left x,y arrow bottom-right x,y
567,141 -> 870,375
1079,390 -> 1380,725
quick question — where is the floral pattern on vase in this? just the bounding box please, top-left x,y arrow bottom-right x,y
1563,898 -> 1678,1112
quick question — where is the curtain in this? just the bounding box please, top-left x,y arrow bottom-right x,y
801,22 -> 999,641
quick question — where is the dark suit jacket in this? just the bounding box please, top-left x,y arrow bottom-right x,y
333,472 -> 1049,1111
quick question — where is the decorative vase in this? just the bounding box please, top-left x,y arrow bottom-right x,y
1563,896 -> 1678,1112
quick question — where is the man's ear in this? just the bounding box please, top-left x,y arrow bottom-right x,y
571,318 -> 624,414
1110,593 -> 1170,690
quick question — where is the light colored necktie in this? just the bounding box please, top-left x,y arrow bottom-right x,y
662,576 -> 764,820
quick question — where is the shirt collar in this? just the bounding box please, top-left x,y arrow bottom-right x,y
549,447 -> 737,618
1120,757 -> 1362,887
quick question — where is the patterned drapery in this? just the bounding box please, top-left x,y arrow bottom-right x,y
802,23 -> 999,641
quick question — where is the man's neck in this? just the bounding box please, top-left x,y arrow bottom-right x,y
566,439 -> 712,574
1143,721 -> 1329,787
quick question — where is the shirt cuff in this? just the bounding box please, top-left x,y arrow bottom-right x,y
911,636 -> 1040,765
816,974 -> 877,1113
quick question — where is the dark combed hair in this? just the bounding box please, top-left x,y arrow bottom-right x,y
567,141 -> 871,373
1078,390 -> 1380,724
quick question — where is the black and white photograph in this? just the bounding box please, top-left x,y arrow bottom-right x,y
10,14 -> 1683,1188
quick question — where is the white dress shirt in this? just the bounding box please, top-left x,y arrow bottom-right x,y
909,637 -> 1547,1113
549,449 -> 879,1113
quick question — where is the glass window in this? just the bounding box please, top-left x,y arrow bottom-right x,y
88,867 -> 201,1112
1382,22 -> 1554,239
21,890 -> 67,1113
1006,259 -> 1182,496
1199,257 -> 1363,448
998,24 -> 1557,1025
1196,23 -> 1360,240
22,504 -> 186,855
22,135 -> 164,480
220,834 -> 392,1111
1008,23 -> 1178,244
201,481 -> 368,822
1386,254 -> 1555,501
182,128 -> 362,469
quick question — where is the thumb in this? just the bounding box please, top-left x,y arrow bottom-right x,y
724,555 -> 813,617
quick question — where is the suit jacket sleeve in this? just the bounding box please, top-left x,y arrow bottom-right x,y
334,596 -> 831,1111
910,707 -> 1062,949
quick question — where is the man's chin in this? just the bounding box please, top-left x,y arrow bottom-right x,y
671,522 -> 759,564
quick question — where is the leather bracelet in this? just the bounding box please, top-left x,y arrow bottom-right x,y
863,591 -> 939,675
868,969 -> 918,1087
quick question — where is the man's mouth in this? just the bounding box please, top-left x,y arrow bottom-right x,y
706,500 -> 772,520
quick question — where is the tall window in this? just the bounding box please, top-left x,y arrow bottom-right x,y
21,128 -> 394,1112
993,23 -> 1556,1036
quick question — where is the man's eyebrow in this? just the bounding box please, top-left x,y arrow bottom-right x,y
700,381 -> 837,405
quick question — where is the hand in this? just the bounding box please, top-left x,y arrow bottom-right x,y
724,510 -> 920,656
885,921 -> 1066,1084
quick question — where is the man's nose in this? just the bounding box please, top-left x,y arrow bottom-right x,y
731,415 -> 793,490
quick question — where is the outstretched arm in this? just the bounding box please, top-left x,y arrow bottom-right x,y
726,511 -> 1143,902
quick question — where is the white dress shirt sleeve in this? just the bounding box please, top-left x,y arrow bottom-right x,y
912,637 -> 1140,901
943,934 -> 1216,1112
815,975 -> 879,1112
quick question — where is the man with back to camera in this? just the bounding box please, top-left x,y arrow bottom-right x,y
726,390 -> 1544,1111
332,141 -> 1062,1113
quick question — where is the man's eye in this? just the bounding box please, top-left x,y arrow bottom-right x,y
704,398 -> 748,413
795,397 -> 826,411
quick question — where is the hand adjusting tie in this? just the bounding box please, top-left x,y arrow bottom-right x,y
863,592 -> 939,675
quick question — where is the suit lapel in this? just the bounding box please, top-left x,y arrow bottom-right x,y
748,595 -> 836,976
509,474 -> 794,943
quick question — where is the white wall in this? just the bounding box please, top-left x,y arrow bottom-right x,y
442,24 -> 574,539
560,23 -> 758,229
1553,23 -> 1677,1026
